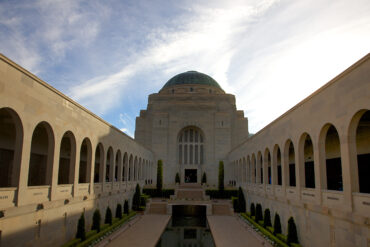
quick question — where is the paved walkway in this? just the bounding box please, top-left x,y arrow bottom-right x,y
103,214 -> 170,247
207,215 -> 272,247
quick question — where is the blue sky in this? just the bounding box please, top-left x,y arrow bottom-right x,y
1,0 -> 370,137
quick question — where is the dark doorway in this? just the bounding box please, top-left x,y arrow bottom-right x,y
185,169 -> 197,183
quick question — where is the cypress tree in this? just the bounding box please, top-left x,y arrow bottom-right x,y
218,161 -> 224,191
156,160 -> 163,192
287,217 -> 299,244
115,203 -> 122,219
92,209 -> 101,232
132,184 -> 141,211
124,200 -> 129,215
76,213 -> 86,241
104,206 -> 112,225
255,203 -> 263,222
201,172 -> 207,185
237,187 -> 246,213
250,203 -> 255,216
273,213 -> 282,235
263,209 -> 272,227
175,172 -> 180,184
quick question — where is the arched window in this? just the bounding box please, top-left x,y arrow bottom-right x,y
58,131 -> 76,185
115,150 -> 121,182
129,155 -> 133,181
252,154 -> 256,183
273,145 -> 282,186
178,127 -> 204,165
79,138 -> 92,183
28,122 -> 54,186
134,157 -> 138,181
122,153 -> 127,181
0,108 -> 23,187
247,156 -> 251,183
106,147 -> 113,182
257,152 -> 263,184
285,140 -> 296,187
302,134 -> 315,188
353,110 -> 370,193
323,125 -> 343,191
265,149 -> 271,184
94,143 -> 104,183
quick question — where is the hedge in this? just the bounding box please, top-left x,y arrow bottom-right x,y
142,188 -> 174,198
240,213 -> 289,247
205,189 -> 238,199
62,211 -> 136,247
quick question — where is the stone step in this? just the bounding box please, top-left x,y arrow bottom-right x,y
176,190 -> 204,200
147,203 -> 167,214
212,204 -> 232,215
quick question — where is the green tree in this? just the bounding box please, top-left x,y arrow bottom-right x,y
132,184 -> 141,210
218,161 -> 224,191
201,172 -> 207,185
104,206 -> 112,225
263,209 -> 272,228
115,203 -> 122,219
124,200 -> 129,215
255,203 -> 263,222
175,172 -> 180,184
287,217 -> 299,244
76,213 -> 86,241
156,160 -> 163,192
250,203 -> 255,216
92,209 -> 101,232
273,213 -> 282,235
237,187 -> 246,213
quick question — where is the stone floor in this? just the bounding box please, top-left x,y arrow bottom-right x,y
207,215 -> 273,247
102,214 -> 171,247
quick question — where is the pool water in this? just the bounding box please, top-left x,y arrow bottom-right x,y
156,216 -> 215,247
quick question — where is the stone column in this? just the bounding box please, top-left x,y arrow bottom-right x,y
16,130 -> 32,206
73,138 -> 81,197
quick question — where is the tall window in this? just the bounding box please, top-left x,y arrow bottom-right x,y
178,127 -> 204,165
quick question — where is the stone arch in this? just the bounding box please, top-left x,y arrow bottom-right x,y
178,126 -> 204,165
28,121 -> 55,186
0,107 -> 23,187
58,131 -> 76,185
106,147 -> 114,182
264,148 -> 271,184
138,158 -> 142,180
284,139 -> 296,187
299,133 -> 315,188
242,157 -> 246,183
348,109 -> 370,193
79,138 -> 92,183
134,156 -> 138,181
247,155 -> 251,183
128,154 -> 133,181
319,124 -> 343,191
273,144 -> 282,186
94,143 -> 104,183
122,152 -> 128,181
251,153 -> 256,183
115,150 -> 121,182
257,151 -> 263,184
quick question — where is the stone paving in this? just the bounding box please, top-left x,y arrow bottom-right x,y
207,215 -> 273,247
103,214 -> 170,247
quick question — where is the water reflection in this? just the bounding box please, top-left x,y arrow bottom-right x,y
156,216 -> 215,247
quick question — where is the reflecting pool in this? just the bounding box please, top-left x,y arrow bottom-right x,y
156,216 -> 215,247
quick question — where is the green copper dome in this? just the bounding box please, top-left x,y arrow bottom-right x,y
162,71 -> 222,90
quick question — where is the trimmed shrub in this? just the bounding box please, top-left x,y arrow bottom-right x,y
156,160 -> 163,192
255,203 -> 263,222
250,203 -> 255,217
218,161 -> 224,191
273,213 -> 282,235
91,209 -> 101,232
142,188 -> 175,198
263,209 -> 272,228
140,194 -> 149,207
104,207 -> 112,225
124,200 -> 129,215
205,189 -> 237,199
175,172 -> 180,184
201,172 -> 207,185
232,196 -> 239,212
132,184 -> 141,211
115,204 -> 122,219
237,187 -> 246,213
76,213 -> 86,241
287,217 -> 299,244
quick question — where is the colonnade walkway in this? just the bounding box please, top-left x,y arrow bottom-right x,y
100,213 -> 271,247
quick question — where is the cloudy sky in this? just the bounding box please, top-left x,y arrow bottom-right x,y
1,0 -> 369,137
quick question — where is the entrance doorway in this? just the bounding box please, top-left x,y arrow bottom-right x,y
185,169 -> 197,183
